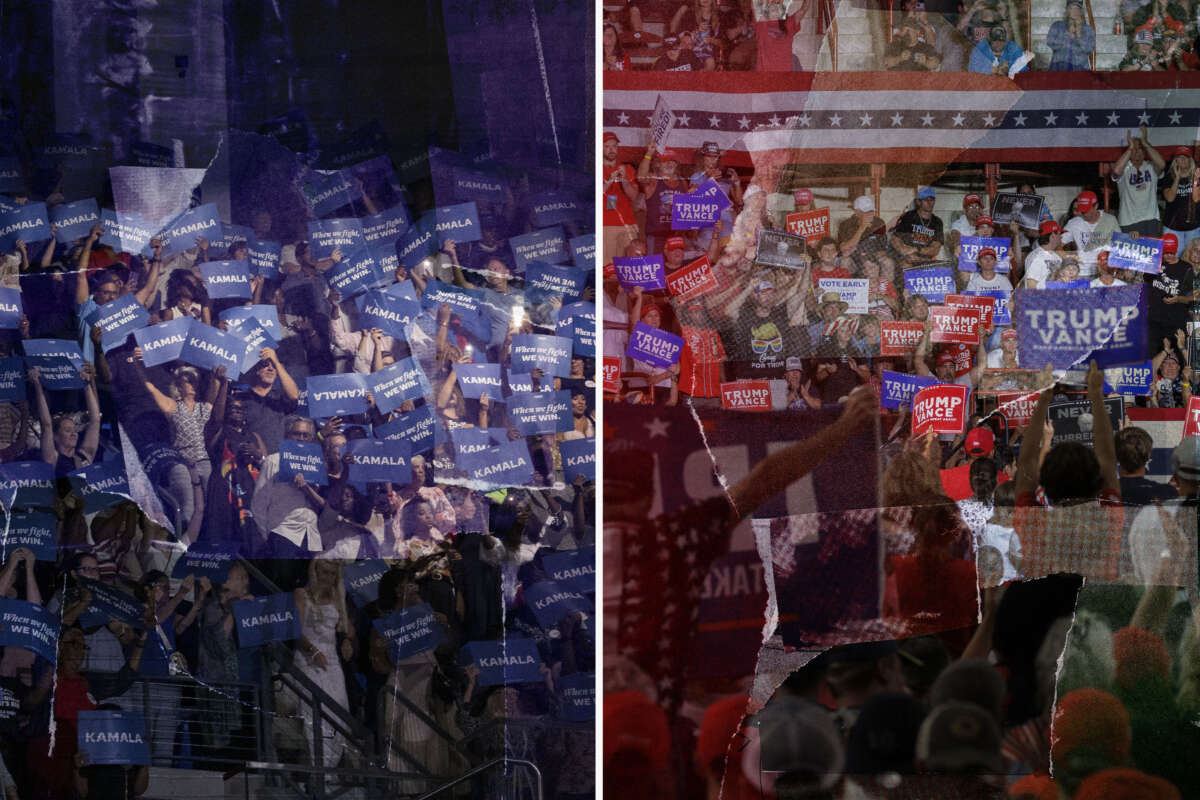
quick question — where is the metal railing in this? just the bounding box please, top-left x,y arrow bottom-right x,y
414,757 -> 544,800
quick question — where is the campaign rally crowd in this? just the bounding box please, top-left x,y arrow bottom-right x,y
0,140 -> 596,799
602,0 -> 1200,73
601,69 -> 1200,797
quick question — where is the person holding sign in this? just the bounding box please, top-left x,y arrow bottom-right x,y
1149,330 -> 1192,408
1148,234 -> 1195,354
605,385 -> 878,719
1013,360 -> 1124,581
1023,221 -> 1066,289
914,316 -> 990,389
638,137 -> 689,254
74,225 -> 160,364
964,248 -> 1014,298
32,361 -> 102,476
251,416 -> 323,565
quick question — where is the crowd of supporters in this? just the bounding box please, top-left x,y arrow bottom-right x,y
602,34 -> 1200,795
0,140 -> 595,799
600,0 -> 1200,72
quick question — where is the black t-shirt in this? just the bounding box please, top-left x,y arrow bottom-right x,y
1162,176 -> 1200,232
891,209 -> 945,251
242,384 -> 298,455
1147,258 -> 1193,332
1119,475 -> 1178,506
652,51 -> 703,71
721,304 -> 811,381
80,765 -> 140,799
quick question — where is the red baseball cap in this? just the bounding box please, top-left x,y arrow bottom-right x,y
1173,144 -> 1192,158
1039,220 -> 1063,236
794,188 -> 813,205
975,215 -> 993,227
1075,768 -> 1180,800
936,351 -> 957,367
1001,327 -> 1018,340
603,262 -> 617,279
965,426 -> 995,456
603,132 -> 620,144
1051,688 -> 1131,764
659,149 -> 682,163
1097,249 -> 1110,264
1076,190 -> 1098,213
604,691 -> 671,774
977,247 -> 997,260
963,193 -> 983,209
1163,233 -> 1178,254
665,236 -> 686,252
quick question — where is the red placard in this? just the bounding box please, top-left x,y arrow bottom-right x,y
929,306 -> 982,346
666,255 -> 719,301
945,293 -> 995,329
1184,396 -> 1200,438
879,321 -> 925,357
911,384 -> 971,436
995,391 -> 1039,428
720,380 -> 773,412
603,357 -> 622,394
785,207 -> 830,240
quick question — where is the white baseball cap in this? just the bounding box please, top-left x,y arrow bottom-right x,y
853,195 -> 875,213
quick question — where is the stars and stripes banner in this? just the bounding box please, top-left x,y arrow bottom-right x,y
605,72 -> 1200,166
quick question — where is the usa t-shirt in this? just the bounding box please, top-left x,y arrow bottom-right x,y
1113,161 -> 1159,227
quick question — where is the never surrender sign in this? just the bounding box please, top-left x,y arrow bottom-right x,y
911,384 -> 970,435
720,380 -> 772,411
1014,286 -> 1146,369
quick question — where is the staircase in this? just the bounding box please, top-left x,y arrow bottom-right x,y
816,0 -> 888,71
1028,0 -> 1128,70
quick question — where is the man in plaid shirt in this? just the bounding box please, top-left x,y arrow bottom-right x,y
1012,360 -> 1124,581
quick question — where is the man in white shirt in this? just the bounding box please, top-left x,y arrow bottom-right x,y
964,247 -> 1014,296
948,192 -> 986,255
1111,126 -> 1165,236
251,416 -> 324,559
1089,250 -> 1127,287
1022,220 -> 1063,289
1063,191 -> 1120,279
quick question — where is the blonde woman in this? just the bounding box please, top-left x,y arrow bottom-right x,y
1164,144 -> 1200,252
293,556 -> 357,769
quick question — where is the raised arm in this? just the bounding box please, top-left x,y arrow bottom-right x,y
75,224 -> 103,306
79,363 -> 102,463
1086,360 -> 1119,494
262,346 -> 299,401
728,386 -> 876,519
1014,384 -> 1054,497
135,240 -> 163,308
1142,125 -> 1166,172
28,368 -> 56,465
131,348 -> 177,415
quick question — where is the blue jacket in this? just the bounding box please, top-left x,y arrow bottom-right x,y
969,39 -> 1026,75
